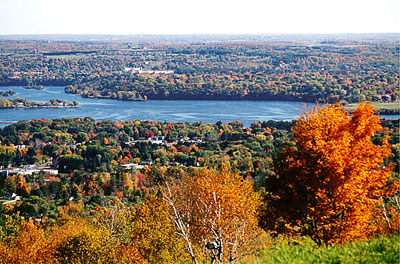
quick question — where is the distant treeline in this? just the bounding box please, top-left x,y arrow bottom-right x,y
376,108 -> 400,115
43,51 -> 97,56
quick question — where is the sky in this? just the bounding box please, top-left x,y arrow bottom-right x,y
0,0 -> 399,35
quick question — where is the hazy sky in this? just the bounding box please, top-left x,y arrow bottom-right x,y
0,0 -> 399,35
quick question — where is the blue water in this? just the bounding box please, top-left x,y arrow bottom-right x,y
0,86 -> 315,127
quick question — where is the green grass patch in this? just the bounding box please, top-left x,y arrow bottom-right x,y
245,235 -> 400,264
344,102 -> 399,111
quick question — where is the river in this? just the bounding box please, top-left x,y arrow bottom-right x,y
0,86 -> 321,127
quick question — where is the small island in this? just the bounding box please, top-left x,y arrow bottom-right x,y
0,97 -> 79,109
24,85 -> 44,90
0,89 -> 16,97
65,85 -> 147,101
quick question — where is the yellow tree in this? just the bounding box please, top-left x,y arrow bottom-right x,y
49,217 -> 143,264
49,219 -> 115,264
0,217 -> 54,264
261,103 -> 397,245
163,166 -> 260,263
94,197 -> 187,264
129,194 -> 189,263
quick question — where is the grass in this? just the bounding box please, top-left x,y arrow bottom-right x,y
344,102 -> 399,112
244,235 -> 400,264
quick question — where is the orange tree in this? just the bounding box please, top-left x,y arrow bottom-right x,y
260,103 -> 397,245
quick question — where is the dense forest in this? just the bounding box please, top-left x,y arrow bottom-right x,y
0,103 -> 398,263
0,39 -> 398,103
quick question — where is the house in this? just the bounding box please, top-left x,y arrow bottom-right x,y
119,163 -> 144,170
168,161 -> 183,166
2,193 -> 21,204
373,94 -> 392,102
0,165 -> 58,177
14,145 -> 26,150
179,136 -> 190,143
124,67 -> 142,73
149,136 -> 165,144
124,67 -> 174,75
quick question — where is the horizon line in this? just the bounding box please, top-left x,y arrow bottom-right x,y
1,32 -> 399,36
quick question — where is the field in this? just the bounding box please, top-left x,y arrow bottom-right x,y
245,235 -> 399,264
344,102 -> 399,111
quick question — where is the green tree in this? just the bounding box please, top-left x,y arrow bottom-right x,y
58,155 -> 84,173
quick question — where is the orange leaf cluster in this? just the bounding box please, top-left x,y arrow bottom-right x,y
262,103 -> 397,245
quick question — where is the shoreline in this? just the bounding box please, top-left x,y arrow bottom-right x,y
0,105 -> 79,109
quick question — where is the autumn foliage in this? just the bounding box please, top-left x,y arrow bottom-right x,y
261,103 -> 398,245
129,194 -> 189,263
163,166 -> 260,263
0,217 -> 54,264
0,211 -> 143,264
